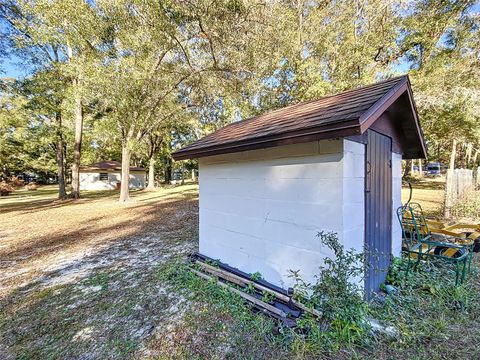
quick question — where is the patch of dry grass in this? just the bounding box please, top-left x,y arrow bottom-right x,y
0,185 -> 198,295
451,189 -> 480,222
402,177 -> 445,217
0,184 -> 199,359
1,178 -> 478,360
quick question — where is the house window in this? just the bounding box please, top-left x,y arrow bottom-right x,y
99,173 -> 108,181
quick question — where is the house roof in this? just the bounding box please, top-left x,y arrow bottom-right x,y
80,161 -> 145,172
172,75 -> 427,160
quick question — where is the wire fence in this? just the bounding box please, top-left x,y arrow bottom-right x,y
444,168 -> 478,218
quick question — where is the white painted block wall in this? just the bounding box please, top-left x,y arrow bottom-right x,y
391,152 -> 403,257
342,140 -> 366,254
198,139 -> 366,289
79,172 -> 145,190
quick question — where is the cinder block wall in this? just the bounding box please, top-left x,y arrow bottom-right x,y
391,153 -> 403,257
198,139 -> 366,289
342,140 -> 366,254
79,172 -> 145,190
130,172 -> 146,189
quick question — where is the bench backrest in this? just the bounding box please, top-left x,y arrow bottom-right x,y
397,202 -> 430,248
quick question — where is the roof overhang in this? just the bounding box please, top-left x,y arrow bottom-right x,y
172,76 -> 427,161
173,123 -> 361,160
358,77 -> 427,159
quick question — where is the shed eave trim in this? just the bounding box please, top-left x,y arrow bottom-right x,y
172,124 -> 360,160
404,80 -> 428,159
358,76 -> 427,159
358,77 -> 408,133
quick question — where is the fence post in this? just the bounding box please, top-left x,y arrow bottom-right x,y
449,139 -> 457,170
444,168 -> 475,218
444,169 -> 454,218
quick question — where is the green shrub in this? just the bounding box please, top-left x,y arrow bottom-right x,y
155,239 -> 480,358
159,232 -> 371,356
289,231 -> 369,347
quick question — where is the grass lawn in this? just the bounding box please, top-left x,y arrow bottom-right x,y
401,177 -> 445,217
0,185 -> 199,359
1,180 -> 479,359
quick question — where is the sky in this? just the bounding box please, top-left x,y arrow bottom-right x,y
1,3 -> 478,81
0,47 -> 415,80
1,55 -> 27,79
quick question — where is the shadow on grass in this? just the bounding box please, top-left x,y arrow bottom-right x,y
0,188 -> 145,214
0,194 -> 199,359
0,192 -> 198,277
4,186 -> 60,199
403,177 -> 446,190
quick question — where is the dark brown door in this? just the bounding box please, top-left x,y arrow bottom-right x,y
365,130 -> 392,298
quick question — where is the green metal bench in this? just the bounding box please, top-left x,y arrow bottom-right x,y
397,202 -> 472,285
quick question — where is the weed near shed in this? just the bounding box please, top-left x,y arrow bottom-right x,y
153,259 -> 288,359
367,256 -> 480,359
451,189 -> 480,221
150,241 -> 480,359
150,232 -> 372,359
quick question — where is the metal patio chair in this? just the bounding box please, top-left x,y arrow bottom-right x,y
397,202 -> 472,285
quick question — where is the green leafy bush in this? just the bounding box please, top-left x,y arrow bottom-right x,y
289,231 -> 369,347
155,240 -> 480,358
159,232 -> 370,355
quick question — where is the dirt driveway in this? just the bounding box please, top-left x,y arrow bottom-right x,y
0,185 -> 198,359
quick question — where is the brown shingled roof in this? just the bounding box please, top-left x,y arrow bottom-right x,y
80,161 -> 145,172
172,75 -> 426,160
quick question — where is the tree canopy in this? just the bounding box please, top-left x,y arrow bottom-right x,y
1,0 -> 479,198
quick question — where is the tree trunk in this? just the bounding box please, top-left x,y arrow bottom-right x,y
71,84 -> 83,199
165,157 -> 172,183
55,112 -> 67,199
2,164 -> 9,180
449,139 -> 457,170
120,142 -> 131,202
466,143 -> 472,168
418,159 -> 423,177
147,157 -> 155,189
403,159 -> 411,177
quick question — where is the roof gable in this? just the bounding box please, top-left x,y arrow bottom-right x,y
173,75 -> 426,160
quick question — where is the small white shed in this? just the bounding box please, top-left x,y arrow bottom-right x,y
173,76 -> 427,296
79,161 -> 146,191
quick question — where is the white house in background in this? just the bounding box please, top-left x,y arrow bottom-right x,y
79,161 -> 146,191
172,75 -> 427,297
